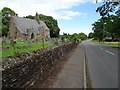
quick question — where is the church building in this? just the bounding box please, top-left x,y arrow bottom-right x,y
9,13 -> 50,41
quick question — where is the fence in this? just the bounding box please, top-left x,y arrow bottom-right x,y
2,42 -> 79,89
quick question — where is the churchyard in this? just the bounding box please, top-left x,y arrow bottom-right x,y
0,38 -> 61,60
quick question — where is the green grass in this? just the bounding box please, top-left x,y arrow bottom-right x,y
1,40 -> 57,59
92,40 -> 120,47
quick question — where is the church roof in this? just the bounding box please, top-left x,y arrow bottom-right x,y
11,16 -> 49,35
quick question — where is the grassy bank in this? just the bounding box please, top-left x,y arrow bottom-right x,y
92,40 -> 120,47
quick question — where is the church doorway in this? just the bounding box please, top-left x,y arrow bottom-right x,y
31,33 -> 35,39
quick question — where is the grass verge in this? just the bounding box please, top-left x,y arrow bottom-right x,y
92,40 -> 120,47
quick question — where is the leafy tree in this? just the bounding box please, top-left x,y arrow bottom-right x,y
24,15 -> 35,19
93,1 -> 120,41
78,33 -> 87,40
92,19 -> 105,41
2,25 -> 8,36
92,15 -> 120,41
71,33 -> 79,41
104,15 -> 120,40
96,1 -> 120,17
88,32 -> 94,39
1,7 -> 17,36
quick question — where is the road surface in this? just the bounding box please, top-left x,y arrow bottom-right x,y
83,40 -> 118,88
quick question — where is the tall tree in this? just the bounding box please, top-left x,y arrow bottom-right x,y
92,15 -> 120,41
92,18 -> 106,41
96,1 -> 120,17
1,7 -> 17,36
104,15 -> 120,40
78,33 -> 87,40
88,32 -> 94,39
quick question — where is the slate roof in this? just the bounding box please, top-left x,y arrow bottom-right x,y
12,16 -> 49,35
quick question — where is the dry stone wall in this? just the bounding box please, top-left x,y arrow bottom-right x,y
2,42 -> 79,89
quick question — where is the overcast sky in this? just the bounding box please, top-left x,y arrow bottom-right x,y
0,0 -> 103,35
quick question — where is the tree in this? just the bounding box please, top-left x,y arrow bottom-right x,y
72,33 -> 79,41
92,15 -> 120,41
24,15 -> 35,19
104,15 -> 120,40
92,16 -> 113,41
78,33 -> 87,40
88,32 -> 94,39
94,1 -> 120,41
92,18 -> 105,41
1,7 -> 17,36
96,1 -> 120,17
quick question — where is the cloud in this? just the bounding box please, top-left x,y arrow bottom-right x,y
0,0 -> 90,20
0,0 -> 102,20
49,10 -> 83,20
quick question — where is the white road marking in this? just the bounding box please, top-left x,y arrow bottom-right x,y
105,50 -> 115,56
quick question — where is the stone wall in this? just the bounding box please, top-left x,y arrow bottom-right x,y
2,42 -> 79,89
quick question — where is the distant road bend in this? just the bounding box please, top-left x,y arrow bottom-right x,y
83,40 -> 118,88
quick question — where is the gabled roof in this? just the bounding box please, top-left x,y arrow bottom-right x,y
11,16 -> 49,35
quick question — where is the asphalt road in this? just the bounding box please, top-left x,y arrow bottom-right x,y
83,40 -> 118,88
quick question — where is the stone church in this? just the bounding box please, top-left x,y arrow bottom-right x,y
9,13 -> 50,41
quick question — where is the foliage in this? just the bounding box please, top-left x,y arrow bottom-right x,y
25,14 -> 60,38
92,15 -> 120,41
2,25 -> 8,36
60,32 -> 87,42
95,1 -> 120,41
78,33 -> 87,40
88,32 -> 94,39
104,15 -> 120,39
24,15 -> 35,19
92,18 -> 105,41
1,7 -> 17,36
0,26 -> 2,37
96,1 -> 120,17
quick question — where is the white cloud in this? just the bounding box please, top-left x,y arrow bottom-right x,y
0,0 -> 92,20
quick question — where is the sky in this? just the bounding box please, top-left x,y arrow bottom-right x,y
0,0 -> 103,35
